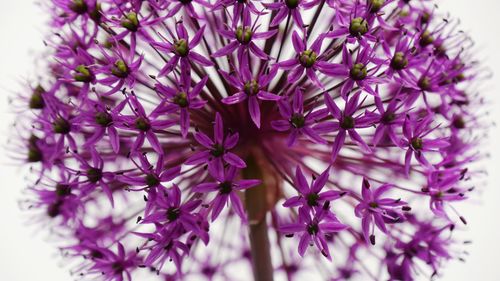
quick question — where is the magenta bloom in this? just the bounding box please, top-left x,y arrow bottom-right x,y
155,76 -> 208,138
283,166 -> 343,210
220,64 -> 280,128
276,31 -> 339,88
400,115 -> 450,175
354,178 -> 408,245
263,0 -> 318,28
280,207 -> 348,259
193,166 -> 261,221
315,91 -> 374,161
186,112 -> 246,178
12,1 -> 487,280
213,11 -> 277,64
271,88 -> 327,146
152,23 -> 213,76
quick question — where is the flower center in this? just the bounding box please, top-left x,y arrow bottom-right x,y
306,192 -> 320,206
135,117 -> 151,131
418,76 -> 431,91
285,0 -> 300,9
28,146 -> 43,162
87,168 -> 103,183
47,201 -> 62,218
111,262 -> 125,274
69,0 -> 88,14
95,111 -> 112,127
419,30 -> 434,47
173,92 -> 189,107
244,80 -> 260,96
53,117 -> 71,134
73,65 -> 93,83
219,181 -> 233,194
307,222 -> 319,235
211,143 -> 225,157
299,50 -> 317,68
89,2 -> 102,22
235,26 -> 253,45
369,202 -> 379,208
166,207 -> 181,221
290,113 -> 306,128
381,112 -> 396,124
29,85 -> 45,109
121,12 -> 139,32
111,60 -> 129,78
145,174 -> 159,187
420,12 -> 431,25
390,52 -> 408,70
349,63 -> 367,81
453,116 -> 465,129
411,137 -> 423,150
349,17 -> 369,37
340,115 -> 355,130
174,39 -> 189,57
179,0 -> 192,4
55,184 -> 72,197
369,0 -> 384,13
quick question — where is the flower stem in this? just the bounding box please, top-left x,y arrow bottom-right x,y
243,155 -> 274,281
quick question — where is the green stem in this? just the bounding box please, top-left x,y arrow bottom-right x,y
243,155 -> 275,281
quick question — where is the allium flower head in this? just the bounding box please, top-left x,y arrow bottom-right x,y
10,0 -> 490,280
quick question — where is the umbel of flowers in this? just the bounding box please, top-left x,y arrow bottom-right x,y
10,0 -> 488,280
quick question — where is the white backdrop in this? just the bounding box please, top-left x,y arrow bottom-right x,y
0,0 -> 498,280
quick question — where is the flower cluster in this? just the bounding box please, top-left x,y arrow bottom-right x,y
10,0 -> 488,280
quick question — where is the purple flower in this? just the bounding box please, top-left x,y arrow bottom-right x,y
96,45 -> 144,96
321,44 -> 385,98
73,148 -> 116,205
271,88 -> 327,146
283,166 -> 343,209
117,94 -> 176,154
280,207 -> 348,259
354,178 -> 408,245
220,64 -> 280,128
400,115 -> 450,175
155,76 -> 208,138
193,166 -> 261,221
118,152 -> 180,214
276,31 -> 339,88
315,92 -> 374,161
152,23 -> 213,77
212,0 -> 262,26
78,99 -> 127,153
212,10 -> 277,64
263,0 -> 319,28
186,112 -> 246,178
141,184 -> 204,237
88,243 -> 140,281
371,94 -> 405,146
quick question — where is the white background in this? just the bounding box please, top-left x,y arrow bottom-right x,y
0,1 -> 499,280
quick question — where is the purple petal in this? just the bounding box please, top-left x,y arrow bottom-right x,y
257,91 -> 281,101
294,166 -> 309,194
271,120 -> 291,131
194,132 -> 215,148
185,150 -> 210,165
214,112 -> 223,143
221,92 -> 247,104
193,182 -> 219,193
223,152 -> 246,168
331,130 -> 346,162
211,195 -> 228,221
248,96 -> 261,128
